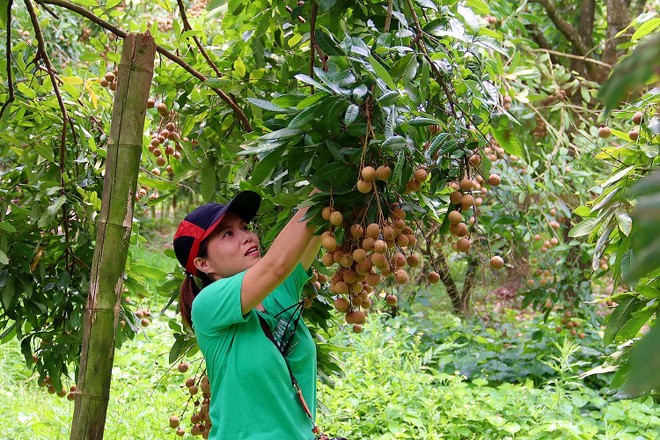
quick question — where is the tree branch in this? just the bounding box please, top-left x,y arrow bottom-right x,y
534,48 -> 612,68
403,0 -> 457,118
35,0 -> 252,131
0,0 -> 15,119
384,0 -> 393,32
309,1 -> 327,74
25,0 -> 72,269
529,0 -> 590,55
175,0 -> 222,78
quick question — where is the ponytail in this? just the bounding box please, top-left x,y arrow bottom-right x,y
179,272 -> 214,330
178,235 -> 215,329
179,276 -> 201,329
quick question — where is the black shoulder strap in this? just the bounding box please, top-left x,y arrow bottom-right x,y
256,313 -> 318,429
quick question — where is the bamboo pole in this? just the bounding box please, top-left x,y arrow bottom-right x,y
70,33 -> 155,440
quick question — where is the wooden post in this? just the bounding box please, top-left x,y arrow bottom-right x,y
70,33 -> 155,440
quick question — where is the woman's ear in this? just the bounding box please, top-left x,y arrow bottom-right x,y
193,257 -> 210,275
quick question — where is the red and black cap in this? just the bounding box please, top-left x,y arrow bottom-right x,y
173,190 -> 261,276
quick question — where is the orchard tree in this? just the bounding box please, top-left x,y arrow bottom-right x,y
0,0 -> 656,438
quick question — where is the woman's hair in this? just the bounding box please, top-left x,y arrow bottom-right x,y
179,238 -> 214,329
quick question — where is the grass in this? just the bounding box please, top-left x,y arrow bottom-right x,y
0,239 -> 657,439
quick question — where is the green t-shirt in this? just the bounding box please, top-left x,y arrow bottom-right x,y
191,263 -> 317,440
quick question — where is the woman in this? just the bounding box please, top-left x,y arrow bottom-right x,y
173,189 -> 322,440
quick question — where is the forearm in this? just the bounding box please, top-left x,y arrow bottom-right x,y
299,235 -> 322,271
241,205 -> 318,313
263,207 -> 316,273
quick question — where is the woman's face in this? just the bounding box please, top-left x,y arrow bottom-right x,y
193,212 -> 261,280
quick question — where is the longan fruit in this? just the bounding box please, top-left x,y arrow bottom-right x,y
361,166 -> 376,181
170,416 -> 180,428
366,223 -> 380,239
373,240 -> 387,254
321,235 -> 338,252
157,102 -> 168,116
448,210 -> 463,225
456,238 -> 471,252
350,224 -> 364,238
334,297 -> 349,312
321,206 -> 333,221
628,129 -> 639,141
597,125 -> 611,138
460,194 -> 474,210
357,179 -> 373,193
375,165 -> 392,181
427,271 -> 440,284
459,178 -> 473,191
414,168 -> 428,183
394,269 -> 409,284
352,248 -> 368,263
469,154 -> 482,167
489,256 -> 504,269
632,111 -> 643,125
329,211 -> 344,226
488,174 -> 501,186
178,362 -> 190,373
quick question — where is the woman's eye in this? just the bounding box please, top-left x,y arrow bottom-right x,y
223,231 -> 232,238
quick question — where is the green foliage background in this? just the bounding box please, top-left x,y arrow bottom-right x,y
0,0 -> 657,433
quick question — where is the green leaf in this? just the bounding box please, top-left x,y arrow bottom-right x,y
0,249 -> 8,266
0,0 -> 8,28
632,17 -> 660,41
344,104 -> 359,125
200,165 -> 216,202
384,106 -> 396,138
0,222 -> 16,233
258,128 -> 303,141
368,55 -> 396,91
466,0 -> 490,15
381,136 -> 407,151
604,296 -> 640,344
490,116 -> 523,157
315,29 -> 344,56
616,209 -> 632,236
624,321 -> 660,394
238,141 -> 286,156
616,305 -> 655,341
294,74 -> 331,93
599,34 -> 660,112
247,98 -> 288,113
592,221 -> 614,270
288,105 -> 320,128
318,0 -> 338,12
569,217 -> 601,238
250,148 -> 285,186
408,117 -> 440,127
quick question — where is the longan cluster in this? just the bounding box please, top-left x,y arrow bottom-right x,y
99,67 -> 119,91
169,364 -> 212,438
37,375 -> 77,401
445,149 -> 505,269
146,103 -> 188,177
134,184 -> 160,202
318,161 -> 430,332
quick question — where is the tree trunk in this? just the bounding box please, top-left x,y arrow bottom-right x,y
70,33 -> 155,440
601,0 -> 633,80
571,0 -> 596,76
435,249 -> 466,314
460,256 -> 478,315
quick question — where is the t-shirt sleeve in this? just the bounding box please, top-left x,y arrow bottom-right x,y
279,263 -> 312,303
191,271 -> 248,335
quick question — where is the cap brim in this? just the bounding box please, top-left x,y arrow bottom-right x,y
200,191 -> 261,242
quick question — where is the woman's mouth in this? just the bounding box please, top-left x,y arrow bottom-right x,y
245,246 -> 260,256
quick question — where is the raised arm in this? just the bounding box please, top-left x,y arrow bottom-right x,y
240,200 -> 319,314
